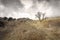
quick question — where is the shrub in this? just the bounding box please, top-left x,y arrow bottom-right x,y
3,17 -> 8,20
8,17 -> 13,21
0,21 -> 5,28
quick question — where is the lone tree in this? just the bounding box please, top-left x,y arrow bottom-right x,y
35,12 -> 46,22
35,12 -> 42,22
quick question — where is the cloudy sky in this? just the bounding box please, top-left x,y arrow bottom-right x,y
0,0 -> 60,19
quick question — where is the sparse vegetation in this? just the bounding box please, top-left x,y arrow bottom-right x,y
0,17 -> 60,40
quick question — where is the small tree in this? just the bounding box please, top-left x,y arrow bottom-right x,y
35,12 -> 42,22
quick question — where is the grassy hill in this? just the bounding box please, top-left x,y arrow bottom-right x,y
0,17 -> 60,40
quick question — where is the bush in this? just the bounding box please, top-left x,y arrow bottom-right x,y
0,21 -> 5,28
3,17 -> 8,20
8,17 -> 13,21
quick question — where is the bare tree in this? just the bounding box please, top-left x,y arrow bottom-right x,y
35,12 -> 42,22
42,13 -> 45,20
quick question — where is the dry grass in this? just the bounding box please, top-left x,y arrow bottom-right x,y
0,17 -> 60,40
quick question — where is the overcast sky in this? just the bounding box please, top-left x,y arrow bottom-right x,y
0,0 -> 60,19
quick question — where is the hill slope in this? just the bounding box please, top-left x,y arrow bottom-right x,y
0,18 -> 60,40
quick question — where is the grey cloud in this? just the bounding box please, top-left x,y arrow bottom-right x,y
0,0 -> 60,19
1,0 -> 24,8
47,0 -> 60,17
32,0 -> 60,17
0,0 -> 24,18
37,0 -> 50,2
